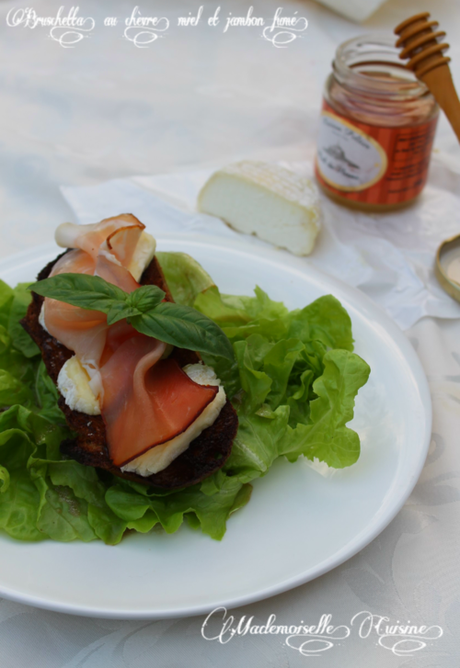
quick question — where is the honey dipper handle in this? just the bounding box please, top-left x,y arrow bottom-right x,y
422,66 -> 460,143
394,13 -> 460,144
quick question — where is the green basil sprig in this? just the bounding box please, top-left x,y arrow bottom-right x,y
30,273 -> 234,361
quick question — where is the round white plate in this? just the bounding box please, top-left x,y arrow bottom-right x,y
0,235 -> 431,619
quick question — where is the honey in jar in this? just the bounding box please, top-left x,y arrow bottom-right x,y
315,34 -> 439,211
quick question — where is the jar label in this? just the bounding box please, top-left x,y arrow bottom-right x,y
315,100 -> 438,206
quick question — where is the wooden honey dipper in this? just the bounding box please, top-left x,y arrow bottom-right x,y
395,12 -> 460,142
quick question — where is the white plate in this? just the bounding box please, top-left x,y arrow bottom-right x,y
0,235 -> 431,619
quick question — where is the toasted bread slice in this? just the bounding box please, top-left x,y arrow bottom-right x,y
21,252 -> 238,490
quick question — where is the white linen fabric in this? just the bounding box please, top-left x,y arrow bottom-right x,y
0,0 -> 459,665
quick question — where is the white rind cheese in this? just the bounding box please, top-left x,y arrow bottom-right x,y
57,356 -> 101,416
121,364 -> 226,476
38,301 -> 49,333
197,161 -> 321,256
127,232 -> 156,281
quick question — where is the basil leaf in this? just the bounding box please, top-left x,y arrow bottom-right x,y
31,273 -> 234,360
106,304 -> 142,326
131,302 -> 234,361
30,274 -> 127,312
126,285 -> 165,312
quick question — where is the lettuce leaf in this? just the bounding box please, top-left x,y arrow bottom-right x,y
7,283 -> 40,358
194,284 -> 370,480
156,252 -> 215,306
105,474 -> 250,541
0,405 -> 81,541
0,254 -> 370,544
279,349 -> 370,467
0,280 -> 14,330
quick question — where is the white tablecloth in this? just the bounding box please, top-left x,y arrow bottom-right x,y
0,0 -> 459,665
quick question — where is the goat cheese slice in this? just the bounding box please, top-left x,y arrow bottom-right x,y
58,355 -> 101,416
197,161 -> 321,256
127,231 -> 156,281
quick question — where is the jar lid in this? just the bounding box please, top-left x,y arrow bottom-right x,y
435,234 -> 460,303
333,33 -> 429,99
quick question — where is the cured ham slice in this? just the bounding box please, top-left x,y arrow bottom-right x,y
95,253 -> 139,294
106,225 -> 144,266
100,335 -> 219,467
55,215 -> 144,262
45,250 -> 108,368
44,219 -> 142,370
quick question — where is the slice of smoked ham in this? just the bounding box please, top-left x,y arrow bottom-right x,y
55,215 -> 145,262
100,334 -> 219,467
43,215 -> 221,471
44,221 -> 142,367
45,249 -> 108,367
106,225 -> 144,266
95,253 -> 139,294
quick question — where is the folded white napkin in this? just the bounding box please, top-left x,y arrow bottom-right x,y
314,0 -> 388,23
61,155 -> 460,331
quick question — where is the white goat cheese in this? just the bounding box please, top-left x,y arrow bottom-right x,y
127,232 -> 156,281
197,161 -> 321,256
57,356 -> 101,416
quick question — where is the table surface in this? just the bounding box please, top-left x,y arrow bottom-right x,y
0,0 -> 459,666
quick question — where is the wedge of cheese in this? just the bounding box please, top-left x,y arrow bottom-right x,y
197,161 -> 321,256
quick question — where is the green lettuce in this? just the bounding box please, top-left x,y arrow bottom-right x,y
156,252 -> 215,306
0,254 -> 370,544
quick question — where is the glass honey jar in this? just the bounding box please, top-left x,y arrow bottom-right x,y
315,34 -> 439,211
